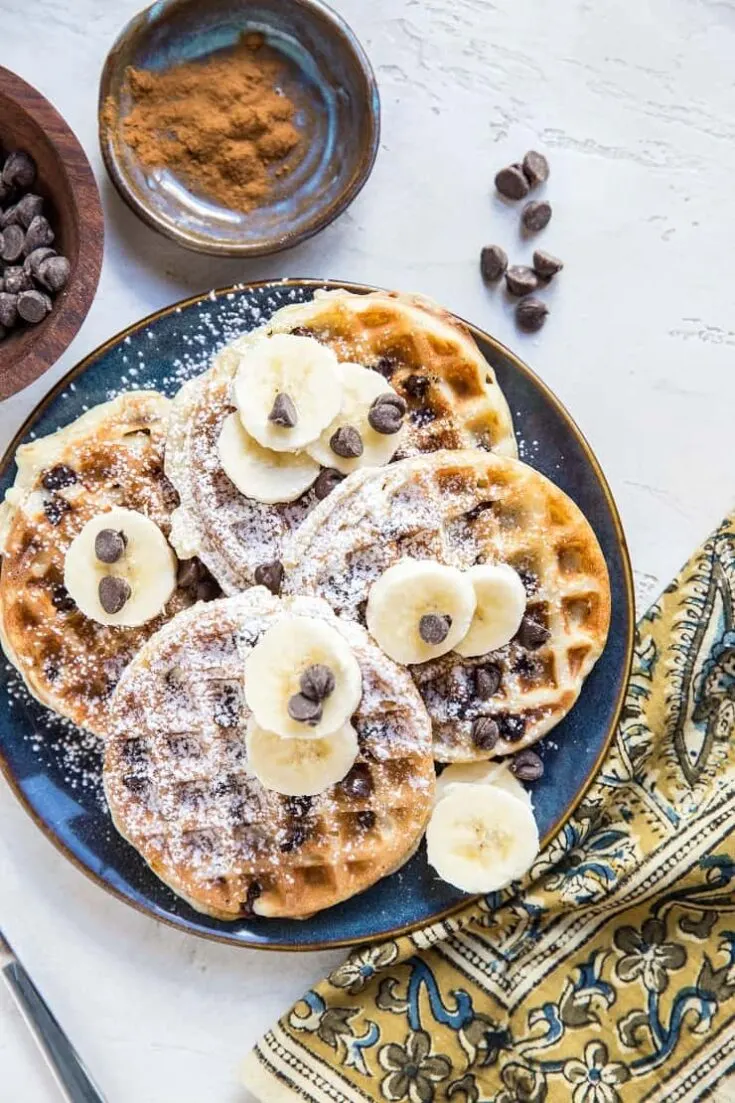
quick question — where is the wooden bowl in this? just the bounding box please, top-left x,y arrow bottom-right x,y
0,67 -> 104,400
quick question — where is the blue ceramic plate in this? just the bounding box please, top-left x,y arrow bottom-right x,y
0,281 -> 634,950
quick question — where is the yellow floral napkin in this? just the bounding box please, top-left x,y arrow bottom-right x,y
243,514 -> 735,1102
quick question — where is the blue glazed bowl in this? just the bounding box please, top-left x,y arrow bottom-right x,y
0,281 -> 634,950
98,0 -> 380,256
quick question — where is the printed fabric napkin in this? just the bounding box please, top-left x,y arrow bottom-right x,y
242,514 -> 735,1103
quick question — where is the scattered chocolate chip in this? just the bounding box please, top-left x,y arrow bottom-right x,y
521,200 -> 552,233
475,665 -> 501,699
268,392 -> 297,428
517,568 -> 539,595
517,615 -> 551,649
356,810 -> 376,831
196,578 -> 220,602
23,246 -> 55,276
176,558 -> 202,589
36,255 -> 70,293
465,501 -> 496,524
340,762 -> 374,799
0,225 -> 24,263
313,467 -> 344,500
472,716 -> 499,750
23,215 -> 54,254
2,151 -> 36,190
505,266 -> 539,297
513,652 -> 541,679
0,293 -> 18,328
516,297 -> 549,333
14,193 -> 43,229
495,163 -> 530,200
51,583 -> 76,612
300,663 -> 335,702
330,425 -> 363,458
94,528 -> 126,564
240,880 -> 263,915
284,795 -> 313,818
98,575 -> 132,614
402,373 -> 430,398
280,821 -> 311,852
522,150 -> 549,188
122,775 -> 149,796
17,289 -> 51,324
43,660 -> 59,682
2,265 -> 32,294
288,326 -> 314,338
419,612 -> 452,645
0,205 -> 18,229
510,749 -> 544,781
254,559 -> 284,595
43,495 -> 71,526
480,244 -> 508,282
374,356 -> 395,379
287,693 -> 323,725
497,713 -> 526,742
532,250 -> 563,279
368,392 -> 406,435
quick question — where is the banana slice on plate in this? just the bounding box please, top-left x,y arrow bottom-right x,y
218,413 -> 319,504
246,718 -> 358,796
426,783 -> 539,893
232,334 -> 342,453
435,760 -> 532,808
306,363 -> 407,474
366,558 -> 476,664
64,507 -> 176,628
454,563 -> 527,657
244,615 -> 363,739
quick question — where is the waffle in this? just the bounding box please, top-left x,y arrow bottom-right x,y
165,288 -> 517,594
104,589 -> 435,920
283,450 -> 611,762
0,393 -> 217,737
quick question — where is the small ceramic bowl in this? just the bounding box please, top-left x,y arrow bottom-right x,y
0,67 -> 104,400
98,0 -> 381,257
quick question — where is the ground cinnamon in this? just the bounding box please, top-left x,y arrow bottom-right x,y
118,35 -> 305,211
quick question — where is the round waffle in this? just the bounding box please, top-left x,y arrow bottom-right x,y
0,393 -> 217,737
283,450 -> 611,763
165,288 -> 517,594
104,589 -> 435,920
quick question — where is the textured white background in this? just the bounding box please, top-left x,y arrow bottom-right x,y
2,0 -> 735,1099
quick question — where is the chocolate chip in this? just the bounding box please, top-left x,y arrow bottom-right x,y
122,775 -> 149,796
51,583 -> 76,612
300,663 -> 335,702
43,660 -> 59,682
516,297 -> 549,333
284,795 -> 312,818
472,716 -> 499,750
521,200 -> 552,233
23,215 -> 54,255
14,193 -> 43,228
480,244 -> 508,282
254,559 -> 284,595
196,579 -> 220,602
2,151 -> 36,189
240,879 -> 263,915
43,495 -> 71,526
495,164 -> 530,200
313,467 -> 344,500
2,266 -> 32,294
374,356 -> 395,379
122,738 -> 148,765
330,425 -> 363,458
36,255 -> 70,293
497,713 -> 526,742
23,247 -> 55,276
0,205 -> 18,229
0,293 -> 17,328
287,693 -> 322,725
17,289 -> 51,324
419,613 -> 452,645
533,250 -> 563,279
98,575 -> 131,614
402,373 -> 430,398
357,810 -> 376,831
522,150 -> 549,188
0,224 -> 24,263
517,615 -> 550,649
94,528 -> 126,564
510,749 -> 544,781
505,266 -> 539,297
288,326 -> 314,338
176,558 -> 202,589
280,821 -> 311,852
367,393 -> 406,435
340,762 -> 373,799
475,665 -> 501,699
268,392 -> 297,428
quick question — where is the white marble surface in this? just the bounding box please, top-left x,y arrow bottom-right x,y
2,0 -> 735,1098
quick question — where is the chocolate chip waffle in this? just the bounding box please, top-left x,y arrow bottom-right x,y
165,288 -> 517,594
0,393 -> 217,737
104,589 -> 435,920
283,450 -> 611,763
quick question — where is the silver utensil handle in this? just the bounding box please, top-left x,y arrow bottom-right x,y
2,960 -> 106,1103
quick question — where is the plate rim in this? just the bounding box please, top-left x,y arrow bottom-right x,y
0,278 -> 635,951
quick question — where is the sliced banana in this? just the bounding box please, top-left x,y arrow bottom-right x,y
232,334 -> 342,453
306,363 -> 406,474
246,718 -> 358,796
426,784 -> 539,894
218,412 -> 319,504
435,761 -> 532,808
64,507 -> 176,628
454,563 -> 527,657
244,615 -> 363,739
366,558 -> 476,665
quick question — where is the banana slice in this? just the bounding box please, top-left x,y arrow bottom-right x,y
232,334 -> 342,452
454,563 -> 527,657
426,784 -> 539,893
244,615 -> 363,739
366,558 -> 476,664
218,413 -> 319,504
246,718 -> 358,796
306,363 -> 407,474
64,507 -> 176,628
435,761 -> 532,808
